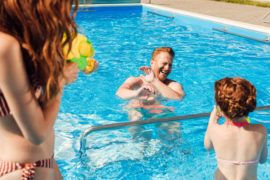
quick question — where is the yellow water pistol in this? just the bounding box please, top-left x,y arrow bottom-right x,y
63,33 -> 98,74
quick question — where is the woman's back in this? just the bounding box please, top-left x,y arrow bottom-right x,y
209,122 -> 267,180
204,77 -> 268,180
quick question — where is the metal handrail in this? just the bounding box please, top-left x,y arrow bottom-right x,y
213,27 -> 270,43
79,105 -> 270,156
147,11 -> 174,19
262,11 -> 270,24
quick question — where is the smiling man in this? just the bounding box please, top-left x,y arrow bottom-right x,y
116,47 -> 184,104
116,47 -> 184,142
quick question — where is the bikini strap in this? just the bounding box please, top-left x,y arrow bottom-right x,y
217,157 -> 259,165
225,121 -> 249,127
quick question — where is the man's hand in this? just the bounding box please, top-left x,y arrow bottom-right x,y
135,85 -> 155,100
139,66 -> 155,83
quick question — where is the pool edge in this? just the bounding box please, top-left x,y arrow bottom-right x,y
77,3 -> 270,36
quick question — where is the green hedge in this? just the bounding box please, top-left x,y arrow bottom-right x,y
214,0 -> 270,8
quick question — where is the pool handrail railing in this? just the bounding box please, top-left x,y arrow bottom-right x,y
213,27 -> 270,43
148,11 -> 174,18
262,11 -> 270,24
79,105 -> 270,156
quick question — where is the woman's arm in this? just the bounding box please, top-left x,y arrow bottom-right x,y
204,130 -> 214,151
259,126 -> 268,164
0,34 -> 78,145
204,106 -> 222,151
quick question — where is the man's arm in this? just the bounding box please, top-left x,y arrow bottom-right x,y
139,66 -> 184,100
116,77 -> 141,100
152,79 -> 184,100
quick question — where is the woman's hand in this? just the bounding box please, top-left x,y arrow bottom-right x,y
63,62 -> 79,86
92,61 -> 99,72
83,60 -> 99,74
209,105 -> 222,124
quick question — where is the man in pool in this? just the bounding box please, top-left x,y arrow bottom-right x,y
116,47 -> 184,140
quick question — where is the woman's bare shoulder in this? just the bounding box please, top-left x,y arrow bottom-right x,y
249,123 -> 267,136
0,32 -> 20,55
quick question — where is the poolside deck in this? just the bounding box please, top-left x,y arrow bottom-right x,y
141,0 -> 270,28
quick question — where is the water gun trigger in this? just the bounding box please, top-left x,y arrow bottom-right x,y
84,58 -> 97,73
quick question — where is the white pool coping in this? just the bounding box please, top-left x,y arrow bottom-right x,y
78,3 -> 270,35
142,3 -> 270,35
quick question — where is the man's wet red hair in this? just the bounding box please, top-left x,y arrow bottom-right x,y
152,47 -> 175,60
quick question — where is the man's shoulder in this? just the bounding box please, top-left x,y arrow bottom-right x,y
165,79 -> 182,86
127,76 -> 141,80
126,76 -> 142,83
123,76 -> 143,86
165,79 -> 184,93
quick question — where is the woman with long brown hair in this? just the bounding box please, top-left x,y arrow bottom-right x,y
0,0 -> 79,179
204,77 -> 268,179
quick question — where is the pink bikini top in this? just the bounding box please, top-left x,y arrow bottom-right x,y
217,157 -> 259,165
218,119 -> 258,165
225,121 -> 249,127
0,75 -> 40,118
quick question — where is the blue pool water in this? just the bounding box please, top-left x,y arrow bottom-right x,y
55,6 -> 270,179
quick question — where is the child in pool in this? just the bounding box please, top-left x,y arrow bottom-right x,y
204,77 -> 268,180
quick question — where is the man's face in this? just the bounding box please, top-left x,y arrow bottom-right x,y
150,52 -> 173,82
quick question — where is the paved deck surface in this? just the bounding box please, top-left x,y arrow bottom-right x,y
141,0 -> 270,28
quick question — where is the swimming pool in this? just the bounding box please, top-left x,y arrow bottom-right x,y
55,5 -> 270,179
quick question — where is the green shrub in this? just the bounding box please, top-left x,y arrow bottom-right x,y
214,0 -> 270,8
